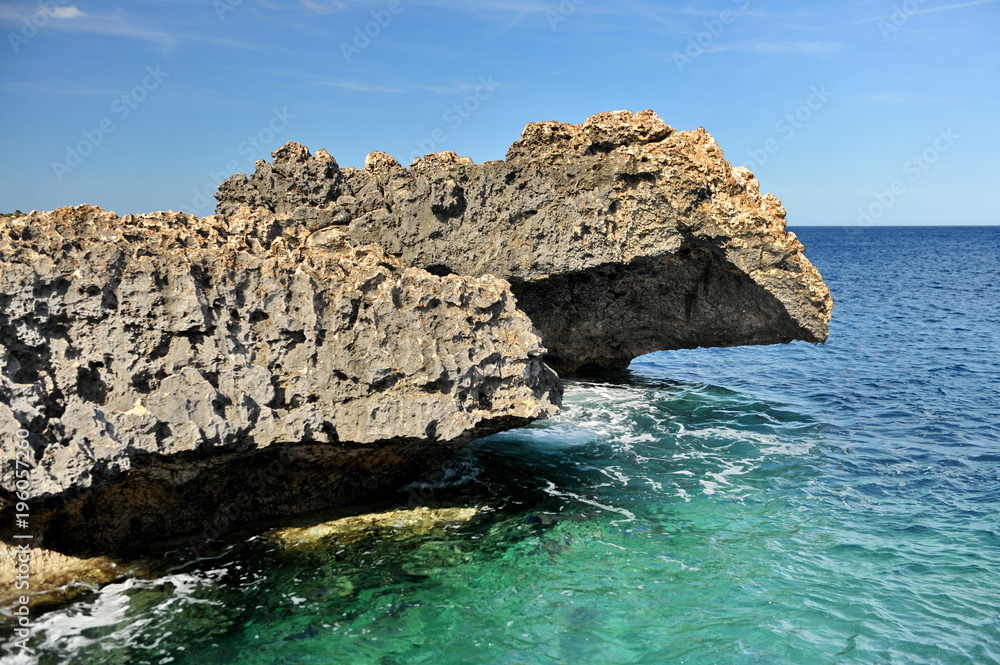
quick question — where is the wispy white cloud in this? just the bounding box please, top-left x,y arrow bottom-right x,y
52,12 -> 174,47
0,2 -> 82,22
49,5 -> 85,19
0,5 -> 173,47
622,0 -> 788,21
319,80 -> 404,94
703,40 -> 843,55
300,0 -> 346,15
273,0 -> 783,32
856,0 -> 1000,23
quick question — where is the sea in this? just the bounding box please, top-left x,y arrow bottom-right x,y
2,226 -> 999,664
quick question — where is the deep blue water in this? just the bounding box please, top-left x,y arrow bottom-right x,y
2,226 -> 999,664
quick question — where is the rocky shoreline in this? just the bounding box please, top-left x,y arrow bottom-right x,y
0,110 -> 831,605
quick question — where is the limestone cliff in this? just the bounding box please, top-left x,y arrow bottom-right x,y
216,110 -> 832,371
0,205 -> 560,553
0,110 -> 833,559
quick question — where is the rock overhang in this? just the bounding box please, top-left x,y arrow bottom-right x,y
0,109 -> 832,557
216,109 -> 832,371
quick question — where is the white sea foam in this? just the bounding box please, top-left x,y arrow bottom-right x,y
540,480 -> 636,523
680,425 -> 814,456
598,467 -> 631,486
509,380 -> 820,506
7,569 -> 229,660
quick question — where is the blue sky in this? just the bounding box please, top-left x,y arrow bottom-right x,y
0,0 -> 997,224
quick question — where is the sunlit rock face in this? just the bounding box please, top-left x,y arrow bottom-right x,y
0,205 -> 560,554
217,110 -> 832,372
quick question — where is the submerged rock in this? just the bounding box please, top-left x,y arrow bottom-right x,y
216,110 -> 832,371
271,506 -> 479,550
0,205 -> 560,554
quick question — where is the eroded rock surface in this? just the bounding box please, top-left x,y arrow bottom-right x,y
0,205 -> 560,553
217,110 -> 832,371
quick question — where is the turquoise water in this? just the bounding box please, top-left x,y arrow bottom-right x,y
3,226 -> 999,664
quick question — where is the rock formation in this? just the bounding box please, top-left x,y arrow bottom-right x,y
216,110 -> 832,371
0,205 -> 560,554
1,109 -> 833,567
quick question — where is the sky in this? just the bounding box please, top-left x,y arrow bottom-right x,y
0,0 -> 997,225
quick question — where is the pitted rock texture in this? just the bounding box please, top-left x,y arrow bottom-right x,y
0,205 -> 560,553
216,110 -> 832,371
